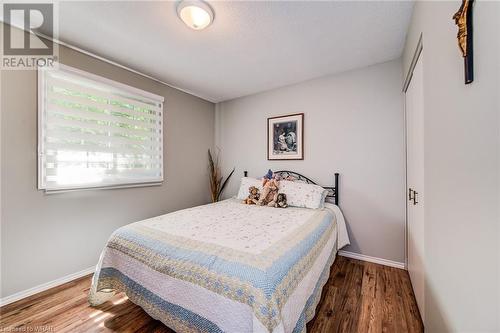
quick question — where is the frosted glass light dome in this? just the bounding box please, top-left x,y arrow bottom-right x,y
177,0 -> 214,30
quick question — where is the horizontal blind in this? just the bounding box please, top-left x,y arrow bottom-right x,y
38,64 -> 164,191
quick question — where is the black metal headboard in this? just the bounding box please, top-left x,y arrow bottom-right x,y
243,170 -> 339,205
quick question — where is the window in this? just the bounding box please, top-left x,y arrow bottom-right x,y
38,64 -> 164,192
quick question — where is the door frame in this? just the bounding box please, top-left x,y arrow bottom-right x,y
402,33 -> 423,269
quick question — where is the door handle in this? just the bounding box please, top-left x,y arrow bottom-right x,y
413,191 -> 418,205
408,188 -> 414,201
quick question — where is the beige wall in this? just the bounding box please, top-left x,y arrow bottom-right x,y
216,60 -> 406,264
0,33 -> 215,297
403,1 -> 499,331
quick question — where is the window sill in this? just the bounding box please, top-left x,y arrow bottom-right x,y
41,181 -> 163,194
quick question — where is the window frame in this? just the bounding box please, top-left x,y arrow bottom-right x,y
37,63 -> 165,193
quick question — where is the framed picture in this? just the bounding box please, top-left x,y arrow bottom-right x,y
267,113 -> 304,160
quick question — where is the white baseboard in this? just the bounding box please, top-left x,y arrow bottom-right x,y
339,250 -> 406,269
0,266 -> 95,307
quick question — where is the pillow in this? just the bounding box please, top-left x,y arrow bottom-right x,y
236,177 -> 263,200
278,180 -> 328,209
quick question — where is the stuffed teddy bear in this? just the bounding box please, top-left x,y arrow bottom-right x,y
243,186 -> 260,205
257,177 -> 280,207
274,193 -> 288,208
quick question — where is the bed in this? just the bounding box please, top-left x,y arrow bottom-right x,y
89,171 -> 350,333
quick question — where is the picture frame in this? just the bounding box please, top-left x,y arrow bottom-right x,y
267,113 -> 304,160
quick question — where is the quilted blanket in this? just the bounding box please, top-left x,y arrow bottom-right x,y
89,199 -> 349,333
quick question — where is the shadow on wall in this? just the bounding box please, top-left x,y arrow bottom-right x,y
425,283 -> 451,333
340,187 -> 404,261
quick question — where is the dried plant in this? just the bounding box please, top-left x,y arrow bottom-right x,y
208,149 -> 235,202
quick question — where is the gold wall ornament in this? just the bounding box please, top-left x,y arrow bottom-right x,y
453,0 -> 469,56
453,0 -> 475,84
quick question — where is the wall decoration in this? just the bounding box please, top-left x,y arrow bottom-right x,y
453,0 -> 474,84
208,149 -> 235,202
267,113 -> 303,160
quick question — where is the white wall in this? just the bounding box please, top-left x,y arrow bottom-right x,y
403,1 -> 499,332
0,32 -> 215,298
216,60 -> 406,263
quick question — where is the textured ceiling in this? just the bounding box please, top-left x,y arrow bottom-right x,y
51,1 -> 413,102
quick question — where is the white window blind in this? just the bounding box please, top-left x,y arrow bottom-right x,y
38,64 -> 164,192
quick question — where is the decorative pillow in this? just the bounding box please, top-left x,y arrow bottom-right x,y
236,177 -> 263,200
278,180 -> 328,209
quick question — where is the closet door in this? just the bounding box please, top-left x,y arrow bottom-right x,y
405,53 -> 425,322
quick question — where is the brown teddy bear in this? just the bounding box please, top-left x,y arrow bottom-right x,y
243,186 -> 260,205
274,193 -> 288,208
257,178 -> 280,207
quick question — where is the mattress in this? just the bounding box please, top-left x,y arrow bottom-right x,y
89,199 -> 349,333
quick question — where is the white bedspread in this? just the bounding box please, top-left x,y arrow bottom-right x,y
90,199 -> 350,333
324,202 -> 350,250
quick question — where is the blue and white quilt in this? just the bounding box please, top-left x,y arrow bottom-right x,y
89,199 -> 349,333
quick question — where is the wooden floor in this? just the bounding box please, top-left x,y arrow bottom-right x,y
0,256 -> 423,333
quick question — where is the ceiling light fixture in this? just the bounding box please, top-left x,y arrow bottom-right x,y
177,0 -> 214,30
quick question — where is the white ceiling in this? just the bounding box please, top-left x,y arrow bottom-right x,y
52,1 -> 414,102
